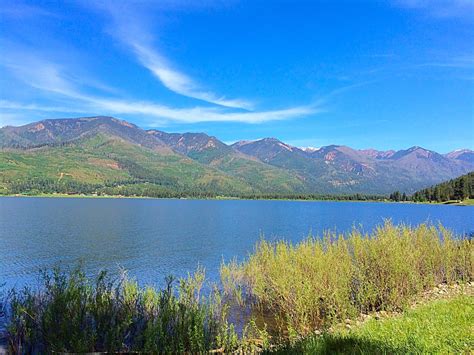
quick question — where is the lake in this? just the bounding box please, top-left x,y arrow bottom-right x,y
1,197 -> 473,289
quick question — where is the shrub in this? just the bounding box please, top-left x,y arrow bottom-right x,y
4,266 -> 238,353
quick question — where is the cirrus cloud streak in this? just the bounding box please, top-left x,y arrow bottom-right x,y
0,50 -> 320,125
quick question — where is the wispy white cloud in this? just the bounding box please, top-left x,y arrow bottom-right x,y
4,60 -> 79,98
0,3 -> 321,126
93,99 -> 318,124
394,0 -> 474,19
0,100 -> 83,113
0,98 -> 318,125
416,57 -> 474,69
0,45 -> 115,99
0,52 -> 319,125
130,43 -> 254,110
0,112 -> 32,127
95,2 -> 254,110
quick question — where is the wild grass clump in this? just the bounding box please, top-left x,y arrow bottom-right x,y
4,266 -> 238,353
221,221 -> 473,339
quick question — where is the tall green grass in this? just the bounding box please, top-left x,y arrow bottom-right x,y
4,266 -> 238,353
221,222 -> 473,339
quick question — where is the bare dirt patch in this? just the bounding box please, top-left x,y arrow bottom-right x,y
87,158 -> 121,170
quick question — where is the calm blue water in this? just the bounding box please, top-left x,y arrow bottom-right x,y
1,197 -> 473,289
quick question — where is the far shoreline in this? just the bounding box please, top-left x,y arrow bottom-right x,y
1,193 -> 472,206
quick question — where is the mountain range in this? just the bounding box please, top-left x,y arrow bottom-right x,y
1,116 -> 473,196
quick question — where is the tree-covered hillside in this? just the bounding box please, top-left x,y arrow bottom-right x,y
0,134 -> 256,197
411,172 -> 474,202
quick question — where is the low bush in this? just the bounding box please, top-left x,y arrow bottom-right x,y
4,266 -> 238,353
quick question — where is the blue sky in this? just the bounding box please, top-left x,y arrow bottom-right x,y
0,0 -> 473,152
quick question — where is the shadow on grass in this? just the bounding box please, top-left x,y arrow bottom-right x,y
268,334 -> 415,355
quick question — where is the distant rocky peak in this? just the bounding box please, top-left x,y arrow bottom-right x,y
359,149 -> 396,159
388,146 -> 437,160
233,137 -> 294,150
407,146 -> 434,157
302,147 -> 320,153
232,139 -> 258,148
445,149 -> 474,164
445,149 -> 474,158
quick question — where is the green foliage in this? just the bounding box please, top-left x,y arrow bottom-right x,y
221,222 -> 473,339
0,143 -> 389,199
392,172 -> 474,202
7,178 -> 100,195
4,266 -> 238,353
388,191 -> 408,202
0,134 -> 256,197
272,295 -> 473,354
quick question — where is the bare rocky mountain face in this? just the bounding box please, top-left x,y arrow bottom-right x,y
0,116 -> 171,152
445,149 -> 474,164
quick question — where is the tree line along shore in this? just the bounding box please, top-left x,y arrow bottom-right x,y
2,172 -> 473,205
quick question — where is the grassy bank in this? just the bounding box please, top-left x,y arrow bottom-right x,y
272,293 -> 473,354
1,222 -> 472,353
441,198 -> 474,206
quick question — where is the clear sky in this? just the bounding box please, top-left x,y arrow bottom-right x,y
0,0 -> 473,152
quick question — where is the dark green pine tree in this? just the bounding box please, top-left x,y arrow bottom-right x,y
433,186 -> 441,202
454,179 -> 466,200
